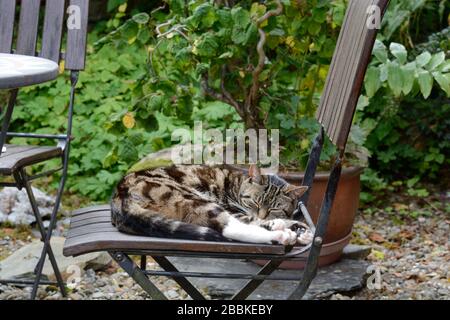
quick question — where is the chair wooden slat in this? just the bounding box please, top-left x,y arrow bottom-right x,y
65,0 -> 89,70
328,0 -> 369,137
71,204 -> 111,216
16,0 -> 41,55
68,223 -> 118,239
0,144 -> 62,175
315,0 -> 390,148
70,210 -> 110,223
0,0 -> 16,53
70,216 -> 112,228
40,0 -> 66,62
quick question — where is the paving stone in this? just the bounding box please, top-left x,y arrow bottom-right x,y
0,237 -> 112,281
168,257 -> 370,299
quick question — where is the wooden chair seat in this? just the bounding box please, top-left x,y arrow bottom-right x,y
63,205 -> 287,258
0,144 -> 62,175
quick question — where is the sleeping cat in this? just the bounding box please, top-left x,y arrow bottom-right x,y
111,164 -> 313,246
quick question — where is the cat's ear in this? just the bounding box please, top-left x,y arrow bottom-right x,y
248,164 -> 262,184
284,185 -> 308,197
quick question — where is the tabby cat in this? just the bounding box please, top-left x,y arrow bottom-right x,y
111,164 -> 313,246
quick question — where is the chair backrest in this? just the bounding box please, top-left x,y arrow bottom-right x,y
0,0 -> 89,70
316,0 -> 389,149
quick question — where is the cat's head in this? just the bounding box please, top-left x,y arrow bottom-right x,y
239,165 -> 308,219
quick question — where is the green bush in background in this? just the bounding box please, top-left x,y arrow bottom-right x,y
4,0 -> 449,202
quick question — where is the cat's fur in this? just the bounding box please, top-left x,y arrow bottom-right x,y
111,164 -> 313,245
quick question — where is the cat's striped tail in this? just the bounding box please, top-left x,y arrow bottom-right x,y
110,196 -> 230,242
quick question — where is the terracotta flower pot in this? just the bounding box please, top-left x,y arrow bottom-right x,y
252,166 -> 364,269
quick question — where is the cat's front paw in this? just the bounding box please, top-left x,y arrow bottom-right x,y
269,219 -> 286,231
296,227 -> 313,245
272,229 -> 298,246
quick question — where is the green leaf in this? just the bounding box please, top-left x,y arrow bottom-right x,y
439,61 -> 450,73
217,9 -> 232,27
168,0 -> 184,14
118,139 -> 139,163
244,22 -> 258,45
406,176 -> 419,188
250,2 -> 266,19
387,62 -> 403,97
432,71 -> 450,96
389,43 -> 407,64
269,28 -> 285,36
218,52 -> 233,59
417,70 -> 433,98
312,8 -> 328,23
401,62 -> 416,95
132,13 -> 149,25
102,148 -> 118,168
192,3 -> 217,28
365,67 -> 381,97
307,22 -> 321,36
137,28 -> 150,43
356,95 -> 370,111
426,52 -> 446,71
231,7 -> 250,28
373,40 -> 388,63
416,52 -> 432,68
197,101 -> 236,120
194,34 -> 219,57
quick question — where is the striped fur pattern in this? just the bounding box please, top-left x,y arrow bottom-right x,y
111,164 -> 313,245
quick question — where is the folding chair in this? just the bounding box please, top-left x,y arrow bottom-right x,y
0,0 -> 89,299
63,0 -> 390,300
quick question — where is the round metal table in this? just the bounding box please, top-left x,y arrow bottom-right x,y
0,54 -> 59,152
0,53 -> 59,89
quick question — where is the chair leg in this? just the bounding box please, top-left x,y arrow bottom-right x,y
27,71 -> 78,299
288,153 -> 343,300
17,169 -> 66,299
24,173 -> 67,299
152,256 -> 206,300
110,252 -> 168,300
232,259 -> 283,300
140,255 -> 146,270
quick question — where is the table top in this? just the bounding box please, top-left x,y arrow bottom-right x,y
0,53 -> 59,90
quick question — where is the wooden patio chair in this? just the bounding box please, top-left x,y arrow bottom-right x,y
0,0 -> 89,299
63,0 -> 390,300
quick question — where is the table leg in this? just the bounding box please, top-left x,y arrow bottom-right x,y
0,88 -> 18,154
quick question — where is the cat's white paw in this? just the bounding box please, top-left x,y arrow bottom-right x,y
270,219 -> 286,231
272,229 -> 298,245
297,228 -> 314,245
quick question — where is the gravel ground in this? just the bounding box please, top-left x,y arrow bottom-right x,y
0,259 -> 201,300
348,207 -> 449,300
0,192 -> 448,300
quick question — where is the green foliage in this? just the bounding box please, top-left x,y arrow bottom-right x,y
359,92 -> 449,182
97,0 -> 357,173
5,0 -> 449,202
357,0 -> 450,187
9,26 -> 151,200
381,0 -> 449,44
365,41 -> 450,99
